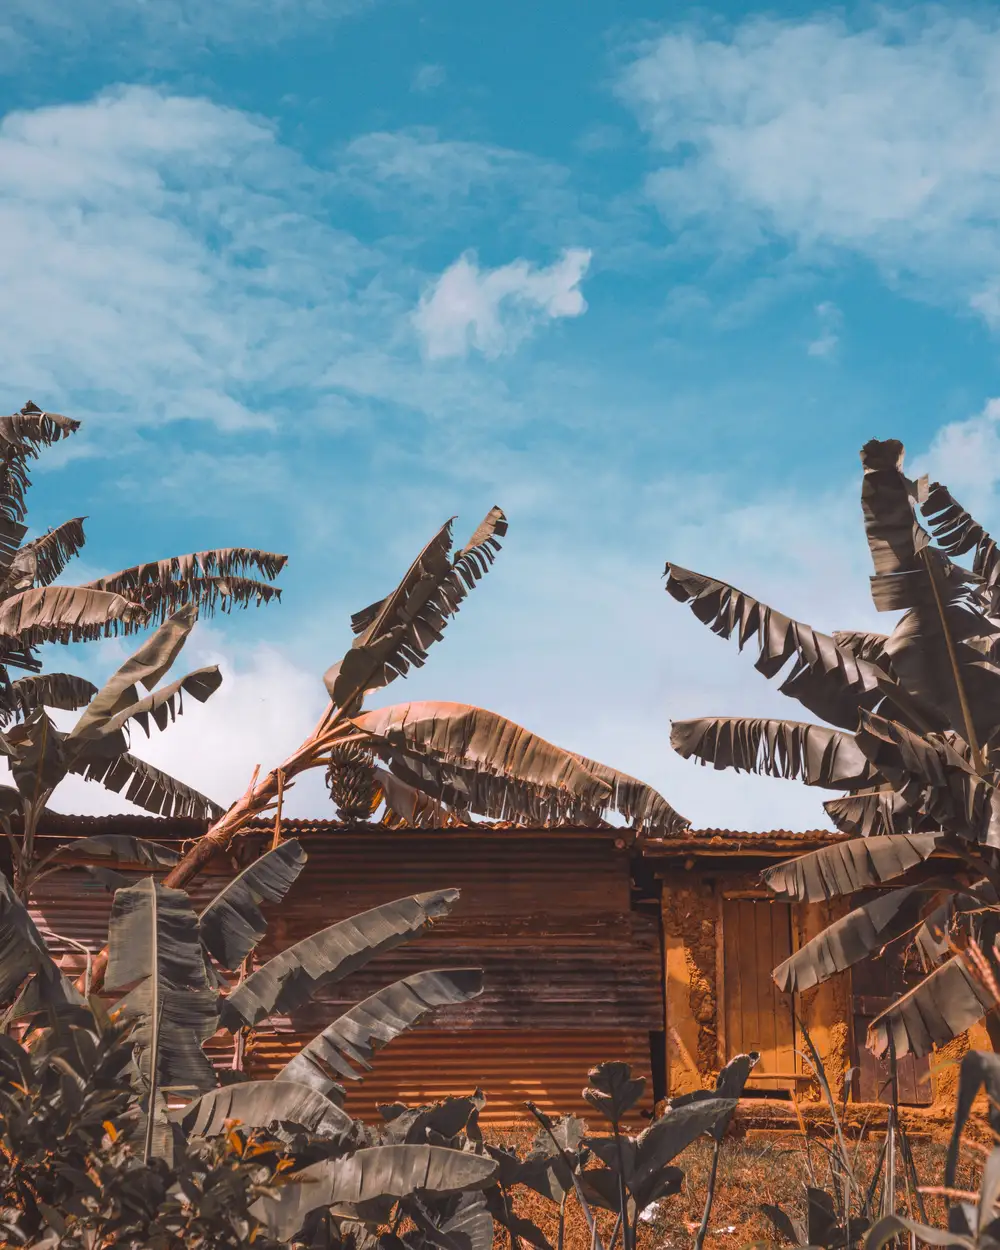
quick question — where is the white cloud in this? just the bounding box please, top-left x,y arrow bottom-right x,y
411,63 -> 446,93
34,625 -> 332,819
414,249 -> 592,360
807,300 -> 841,358
618,11 -> 1000,318
914,397 -> 1000,514
0,86 -> 399,433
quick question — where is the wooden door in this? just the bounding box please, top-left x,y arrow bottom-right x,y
722,899 -> 796,1090
851,920 -> 932,1105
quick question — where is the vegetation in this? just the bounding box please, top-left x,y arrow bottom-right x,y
0,974 -> 745,1247
667,437 -> 1000,1062
0,401 -> 703,1245
9,402 -> 1000,1244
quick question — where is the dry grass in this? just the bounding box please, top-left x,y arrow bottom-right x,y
484,1127 -> 983,1250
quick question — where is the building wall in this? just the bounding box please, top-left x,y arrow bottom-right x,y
658,862 -> 991,1116
246,826 -> 663,1123
29,817 -> 663,1126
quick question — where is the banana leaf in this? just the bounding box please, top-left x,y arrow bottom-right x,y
220,890 -> 460,1030
762,833 -> 942,902
173,1080 -> 353,1139
198,839 -> 306,970
773,886 -> 931,993
325,508 -> 506,710
105,878 -> 220,1103
665,564 -> 884,730
0,872 -> 80,1009
250,1144 -> 497,1242
868,953 -> 997,1058
671,716 -> 874,789
277,968 -> 483,1096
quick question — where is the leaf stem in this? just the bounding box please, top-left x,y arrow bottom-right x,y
921,548 -> 982,764
693,1138 -> 721,1250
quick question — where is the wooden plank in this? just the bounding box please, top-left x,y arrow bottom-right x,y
739,901 -> 759,1060
772,905 -> 795,1078
897,1053 -> 917,1105
723,900 -> 742,1057
715,893 -> 726,1066
723,899 -> 800,1092
850,911 -> 935,1106
755,902 -> 778,1085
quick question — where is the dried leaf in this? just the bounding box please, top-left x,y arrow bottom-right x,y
773,886 -> 930,992
7,673 -> 97,722
219,890 -> 461,1029
68,750 -> 223,819
867,953 -> 997,1058
327,509 -> 506,709
250,1145 -> 497,1242
671,716 -> 875,789
570,754 -> 689,834
862,439 -> 1000,744
58,834 -> 180,869
85,666 -> 222,740
105,878 -> 219,1098
353,702 -> 611,817
0,586 -> 144,648
173,1080 -> 353,1139
81,549 -> 286,627
0,402 -> 79,525
823,787 -> 934,837
4,518 -> 87,592
374,765 -> 454,828
923,480 -> 1000,613
0,871 -> 80,1008
198,839 -> 307,970
762,833 -> 943,902
665,564 -> 885,730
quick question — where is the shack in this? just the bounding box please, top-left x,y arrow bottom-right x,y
642,827 -> 989,1125
24,815 -> 986,1127
28,814 -> 661,1125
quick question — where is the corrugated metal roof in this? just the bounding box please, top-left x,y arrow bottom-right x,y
641,827 -> 844,857
36,812 -> 841,846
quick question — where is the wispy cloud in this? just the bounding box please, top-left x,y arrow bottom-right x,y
618,10 -> 1000,321
414,249 -> 592,360
411,63 -> 446,93
0,0 -> 373,65
0,86 -> 399,435
808,301 -> 841,358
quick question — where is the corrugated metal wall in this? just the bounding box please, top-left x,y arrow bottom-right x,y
29,818 -> 661,1125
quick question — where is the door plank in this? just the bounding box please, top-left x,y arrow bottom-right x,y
723,899 -> 797,1091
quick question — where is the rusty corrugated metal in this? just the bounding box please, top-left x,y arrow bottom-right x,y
248,1028 -> 652,1125
27,820 -> 661,1126
251,827 -> 660,1030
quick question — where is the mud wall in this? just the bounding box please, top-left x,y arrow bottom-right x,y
662,878 -> 719,1094
660,869 -> 997,1115
661,872 -> 851,1099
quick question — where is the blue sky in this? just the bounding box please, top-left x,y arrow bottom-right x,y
2,1 -> 999,829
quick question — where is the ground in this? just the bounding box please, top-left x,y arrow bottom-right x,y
486,1127 -> 982,1249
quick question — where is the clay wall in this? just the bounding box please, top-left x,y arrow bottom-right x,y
659,867 -> 966,1115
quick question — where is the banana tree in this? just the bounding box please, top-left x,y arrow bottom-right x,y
0,827 -> 482,1166
665,437 -> 1000,1061
0,401 -> 283,726
113,505 -> 687,985
1,604 -> 225,899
